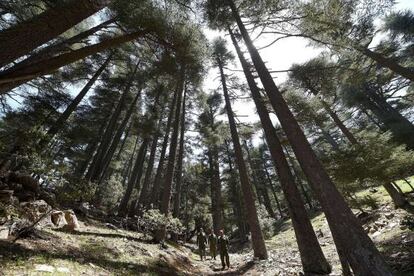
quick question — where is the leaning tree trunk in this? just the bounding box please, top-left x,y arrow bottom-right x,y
230,28 -> 331,274
0,30 -> 146,94
358,47 -> 414,82
6,18 -> 116,74
39,53 -> 112,148
0,0 -> 111,67
218,55 -> 267,259
173,88 -> 187,219
228,1 -> 392,274
384,182 -> 414,212
155,67 -> 185,242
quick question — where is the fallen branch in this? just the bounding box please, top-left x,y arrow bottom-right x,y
12,209 -> 52,243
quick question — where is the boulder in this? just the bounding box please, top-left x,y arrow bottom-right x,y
20,200 -> 51,222
51,211 -> 67,227
0,226 -> 9,239
60,210 -> 80,231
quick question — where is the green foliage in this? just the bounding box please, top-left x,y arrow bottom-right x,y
317,129 -> 414,209
324,130 -> 414,191
256,205 -> 275,239
142,209 -> 184,234
384,10 -> 414,42
56,179 -> 97,205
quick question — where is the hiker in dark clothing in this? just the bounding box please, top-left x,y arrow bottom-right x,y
217,229 -> 230,269
208,229 -> 217,260
196,228 -> 207,261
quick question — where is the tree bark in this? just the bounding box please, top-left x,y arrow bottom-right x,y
155,67 -> 185,242
228,1 -> 392,274
173,88 -> 187,219
218,53 -> 268,259
0,30 -> 146,94
230,28 -> 331,273
0,0 -> 111,67
5,18 -> 115,74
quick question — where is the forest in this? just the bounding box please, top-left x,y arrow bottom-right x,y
0,0 -> 413,275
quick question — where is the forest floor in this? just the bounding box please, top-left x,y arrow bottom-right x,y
0,181 -> 414,275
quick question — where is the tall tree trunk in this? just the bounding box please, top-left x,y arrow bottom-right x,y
209,146 -> 224,234
228,2 -> 392,274
39,53 -> 112,148
115,121 -> 133,160
283,146 -> 314,209
243,141 -> 264,205
173,88 -> 187,219
224,139 -> 248,242
218,54 -> 267,259
0,30 -> 146,94
137,112 -> 165,208
85,61 -> 139,182
118,138 -> 149,216
0,0 -> 111,67
230,28 -> 331,274
155,67 -> 185,242
95,89 -> 141,190
261,154 -> 284,217
149,84 -> 180,207
74,114 -> 111,177
6,18 -> 115,73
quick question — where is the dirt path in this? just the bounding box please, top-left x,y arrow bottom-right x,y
190,254 -> 257,276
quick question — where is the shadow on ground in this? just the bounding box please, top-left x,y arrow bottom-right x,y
0,238 -> 181,275
53,228 -> 154,243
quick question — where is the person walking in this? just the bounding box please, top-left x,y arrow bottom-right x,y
196,228 -> 207,261
217,229 -> 230,270
208,229 -> 217,260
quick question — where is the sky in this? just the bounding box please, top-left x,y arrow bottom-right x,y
199,0 -> 414,146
